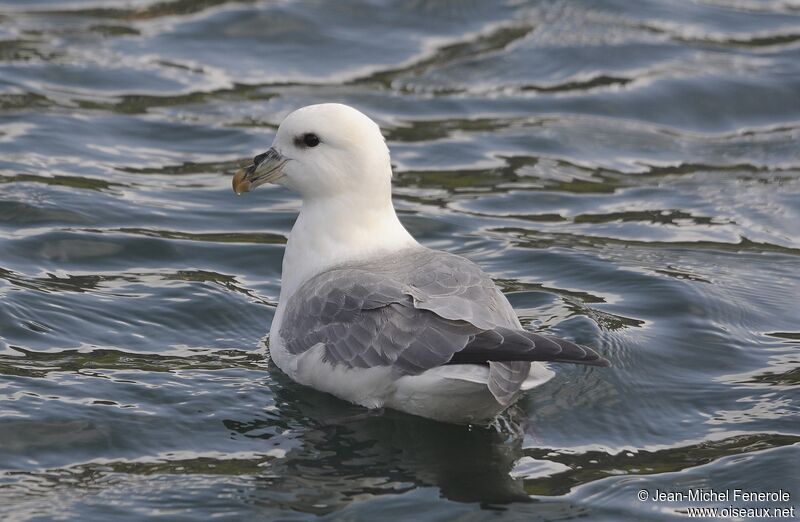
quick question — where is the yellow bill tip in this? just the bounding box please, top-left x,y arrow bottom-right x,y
232,168 -> 252,195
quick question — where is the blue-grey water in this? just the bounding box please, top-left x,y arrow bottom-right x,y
1,1 -> 799,520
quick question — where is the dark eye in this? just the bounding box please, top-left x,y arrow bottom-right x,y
296,133 -> 320,148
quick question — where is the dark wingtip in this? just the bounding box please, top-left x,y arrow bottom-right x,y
590,356 -> 612,368
549,335 -> 611,368
552,353 -> 611,367
450,329 -> 612,368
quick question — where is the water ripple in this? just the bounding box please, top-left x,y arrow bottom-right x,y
1,0 -> 799,519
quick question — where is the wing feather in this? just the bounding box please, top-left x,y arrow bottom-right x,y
280,248 -> 609,405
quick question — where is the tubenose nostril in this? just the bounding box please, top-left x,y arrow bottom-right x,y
253,152 -> 268,166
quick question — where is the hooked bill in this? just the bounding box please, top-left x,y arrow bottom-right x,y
232,167 -> 253,195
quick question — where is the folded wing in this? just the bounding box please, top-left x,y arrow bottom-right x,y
280,255 -> 609,404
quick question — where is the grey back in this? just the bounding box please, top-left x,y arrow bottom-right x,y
280,247 -> 532,404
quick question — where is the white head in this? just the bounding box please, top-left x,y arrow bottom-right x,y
233,103 -> 417,296
232,103 -> 393,204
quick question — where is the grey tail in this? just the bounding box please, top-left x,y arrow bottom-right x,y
448,327 -> 610,367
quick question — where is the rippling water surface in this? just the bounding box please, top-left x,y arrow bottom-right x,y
1,0 -> 799,520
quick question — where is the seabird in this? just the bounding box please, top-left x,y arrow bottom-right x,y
232,103 -> 609,424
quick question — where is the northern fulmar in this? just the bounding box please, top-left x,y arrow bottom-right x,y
232,103 -> 609,424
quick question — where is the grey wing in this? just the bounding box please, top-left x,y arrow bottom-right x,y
280,262 -> 609,404
281,269 -> 483,374
403,250 -> 521,330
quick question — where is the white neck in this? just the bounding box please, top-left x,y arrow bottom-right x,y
278,193 -> 417,303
